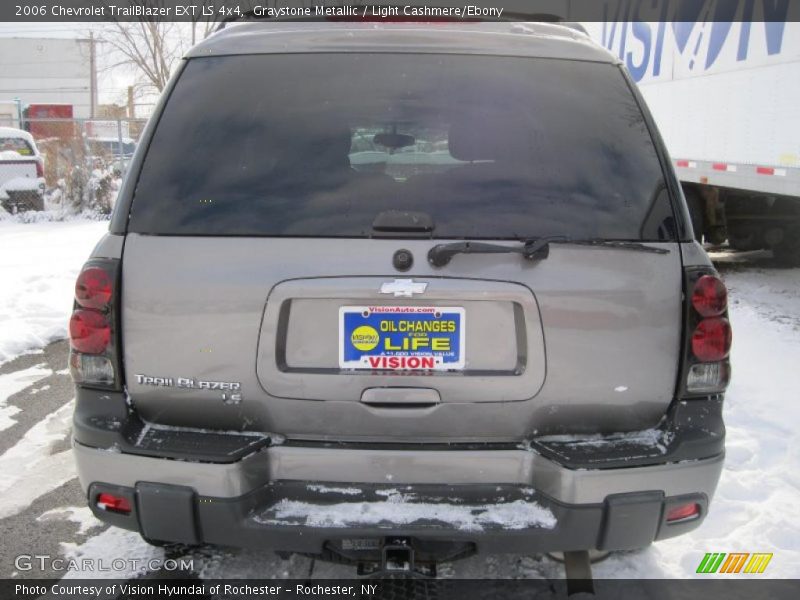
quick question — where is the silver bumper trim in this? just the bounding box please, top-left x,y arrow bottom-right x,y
73,440 -> 724,505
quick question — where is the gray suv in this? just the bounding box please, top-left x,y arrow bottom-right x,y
69,22 -> 730,577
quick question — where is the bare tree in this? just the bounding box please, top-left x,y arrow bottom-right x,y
98,0 -> 267,95
190,15 -> 218,46
97,0 -> 225,95
100,20 -> 187,94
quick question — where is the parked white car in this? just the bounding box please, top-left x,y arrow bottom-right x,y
0,127 -> 46,212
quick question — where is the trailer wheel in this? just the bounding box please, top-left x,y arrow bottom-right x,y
684,189 -> 704,243
773,227 -> 800,266
728,231 -> 761,251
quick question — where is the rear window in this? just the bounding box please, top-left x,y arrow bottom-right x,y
0,137 -> 34,156
129,53 -> 676,240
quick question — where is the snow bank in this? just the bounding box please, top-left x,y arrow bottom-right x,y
0,219 -> 108,365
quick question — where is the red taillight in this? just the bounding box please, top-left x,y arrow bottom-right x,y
70,259 -> 120,388
666,502 -> 700,523
692,275 -> 728,317
36,159 -> 44,178
96,493 -> 132,514
69,309 -> 111,354
75,267 -> 112,309
692,317 -> 732,362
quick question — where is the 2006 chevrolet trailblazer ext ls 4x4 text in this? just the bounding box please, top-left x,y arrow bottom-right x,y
69,21 -> 731,577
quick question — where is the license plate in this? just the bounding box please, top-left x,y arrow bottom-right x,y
339,306 -> 465,371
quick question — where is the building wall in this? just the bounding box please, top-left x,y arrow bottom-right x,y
0,37 -> 94,119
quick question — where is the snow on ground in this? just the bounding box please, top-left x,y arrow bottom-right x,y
0,364 -> 51,431
60,527 -> 166,580
0,219 -> 108,365
0,400 -> 75,519
37,506 -> 104,537
256,495 -> 557,532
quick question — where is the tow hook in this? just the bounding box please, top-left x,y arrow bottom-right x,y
357,537 -> 436,578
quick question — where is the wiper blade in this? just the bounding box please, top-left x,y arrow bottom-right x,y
427,237 -> 670,267
560,239 -> 671,254
427,238 -> 552,267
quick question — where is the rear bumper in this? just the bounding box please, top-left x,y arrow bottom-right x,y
73,388 -> 725,554
80,463 -> 716,555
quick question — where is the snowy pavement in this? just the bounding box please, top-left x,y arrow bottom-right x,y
0,219 -> 798,583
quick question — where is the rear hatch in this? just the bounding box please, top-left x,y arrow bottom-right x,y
121,46 -> 684,442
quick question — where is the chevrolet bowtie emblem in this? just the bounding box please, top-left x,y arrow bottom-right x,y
379,279 -> 428,298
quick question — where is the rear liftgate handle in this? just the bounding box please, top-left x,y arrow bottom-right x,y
360,387 -> 441,409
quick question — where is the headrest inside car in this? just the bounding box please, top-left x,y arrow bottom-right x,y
448,114 -> 534,164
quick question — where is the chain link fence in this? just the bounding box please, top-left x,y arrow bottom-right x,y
0,117 -> 148,216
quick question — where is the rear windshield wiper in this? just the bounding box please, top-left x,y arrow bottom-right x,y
427,237 -> 670,267
560,239 -> 671,254
428,238 -> 553,267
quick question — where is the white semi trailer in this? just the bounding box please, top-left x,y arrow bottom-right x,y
586,19 -> 800,263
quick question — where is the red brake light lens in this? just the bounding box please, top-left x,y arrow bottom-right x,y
69,310 -> 111,354
666,502 -> 700,523
96,493 -> 132,514
692,317 -> 732,362
75,267 -> 112,309
692,275 -> 727,317
36,159 -> 44,178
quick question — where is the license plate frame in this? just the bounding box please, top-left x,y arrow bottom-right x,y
339,306 -> 465,371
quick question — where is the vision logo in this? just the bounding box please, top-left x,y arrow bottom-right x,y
697,552 -> 773,574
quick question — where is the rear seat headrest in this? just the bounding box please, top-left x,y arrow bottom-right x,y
449,114 -> 534,164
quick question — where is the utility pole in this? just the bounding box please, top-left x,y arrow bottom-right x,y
13,97 -> 22,129
89,31 -> 97,118
127,86 -> 135,119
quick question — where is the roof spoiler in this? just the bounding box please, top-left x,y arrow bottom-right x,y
216,6 -> 586,33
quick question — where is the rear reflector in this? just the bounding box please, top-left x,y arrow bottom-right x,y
692,317 -> 732,362
69,310 -> 111,354
96,493 -> 132,514
666,502 -> 700,523
687,361 -> 730,393
692,275 -> 727,317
